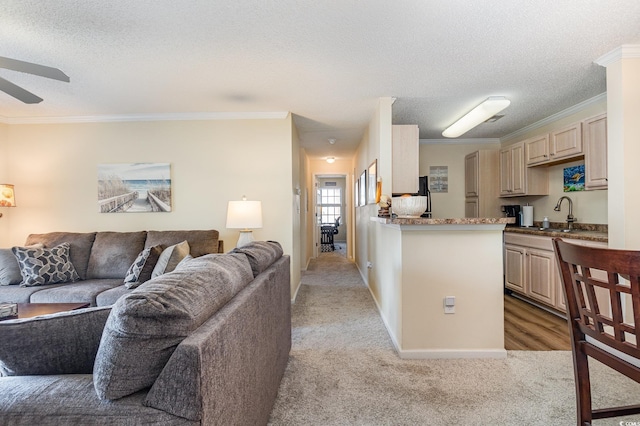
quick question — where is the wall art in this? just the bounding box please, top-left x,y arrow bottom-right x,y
429,166 -> 448,193
563,164 -> 585,192
98,163 -> 172,213
367,160 -> 377,204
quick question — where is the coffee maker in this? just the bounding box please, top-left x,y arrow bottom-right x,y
501,205 -> 521,227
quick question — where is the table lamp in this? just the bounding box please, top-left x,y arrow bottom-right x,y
226,196 -> 263,247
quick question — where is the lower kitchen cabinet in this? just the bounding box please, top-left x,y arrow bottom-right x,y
504,233 -> 606,313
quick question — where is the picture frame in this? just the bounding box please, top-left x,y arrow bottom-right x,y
367,160 -> 377,204
359,170 -> 366,207
354,175 -> 360,207
97,163 -> 172,213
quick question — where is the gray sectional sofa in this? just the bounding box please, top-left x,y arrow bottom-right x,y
0,230 -> 224,306
0,239 -> 292,425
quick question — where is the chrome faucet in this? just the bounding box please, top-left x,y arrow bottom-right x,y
554,196 -> 575,231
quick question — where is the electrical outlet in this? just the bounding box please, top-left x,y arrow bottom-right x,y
367,261 -> 373,269
444,296 -> 455,314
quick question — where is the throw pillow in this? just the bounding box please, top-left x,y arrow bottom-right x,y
94,253 -> 254,400
0,306 -> 111,376
123,245 -> 163,289
0,244 -> 43,286
12,243 -> 80,287
151,240 -> 190,279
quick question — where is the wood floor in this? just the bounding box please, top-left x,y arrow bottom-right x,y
504,294 -> 572,350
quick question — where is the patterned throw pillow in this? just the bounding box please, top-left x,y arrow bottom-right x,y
11,242 -> 80,287
123,245 -> 163,289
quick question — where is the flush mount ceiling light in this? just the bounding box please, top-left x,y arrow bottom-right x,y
326,157 -> 336,164
328,138 -> 336,144
442,96 -> 511,138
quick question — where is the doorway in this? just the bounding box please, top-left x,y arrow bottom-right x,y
314,175 -> 348,259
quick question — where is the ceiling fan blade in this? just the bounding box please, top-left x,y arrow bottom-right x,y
0,56 -> 70,82
0,76 -> 43,104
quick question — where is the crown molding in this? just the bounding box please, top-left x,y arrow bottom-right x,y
595,44 -> 640,67
420,138 -> 500,145
500,92 -> 606,143
0,111 -> 289,125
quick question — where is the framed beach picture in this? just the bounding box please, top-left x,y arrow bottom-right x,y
367,160 -> 377,204
98,163 -> 172,213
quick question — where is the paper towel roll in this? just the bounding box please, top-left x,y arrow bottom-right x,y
522,205 -> 534,227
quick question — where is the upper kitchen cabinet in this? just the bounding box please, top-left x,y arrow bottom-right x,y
584,113 -> 608,190
525,122 -> 583,166
465,150 -> 501,217
392,124 -> 419,194
500,141 -> 548,197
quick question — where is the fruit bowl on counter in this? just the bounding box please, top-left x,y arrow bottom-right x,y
391,195 -> 428,218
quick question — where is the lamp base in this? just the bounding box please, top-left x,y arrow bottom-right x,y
236,230 -> 255,248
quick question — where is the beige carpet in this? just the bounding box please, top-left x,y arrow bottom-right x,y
268,251 -> 640,425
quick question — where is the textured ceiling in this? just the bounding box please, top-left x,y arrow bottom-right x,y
1,1 -> 639,159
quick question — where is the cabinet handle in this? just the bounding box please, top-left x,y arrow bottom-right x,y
550,153 -> 555,156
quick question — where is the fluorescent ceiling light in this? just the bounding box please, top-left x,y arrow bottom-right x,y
442,96 -> 511,138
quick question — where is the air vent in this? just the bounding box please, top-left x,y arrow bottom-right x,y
324,182 -> 337,187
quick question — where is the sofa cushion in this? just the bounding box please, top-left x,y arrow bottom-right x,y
231,240 -> 284,277
28,278 -> 123,306
0,306 -> 111,376
12,243 -> 80,286
86,232 -> 147,279
0,244 -> 43,286
25,232 -> 96,280
123,245 -> 163,289
93,253 -> 254,400
145,230 -> 220,257
95,284 -> 131,307
151,240 -> 190,278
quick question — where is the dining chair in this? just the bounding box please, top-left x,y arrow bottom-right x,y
553,238 -> 640,425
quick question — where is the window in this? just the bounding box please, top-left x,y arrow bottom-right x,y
318,188 -> 341,224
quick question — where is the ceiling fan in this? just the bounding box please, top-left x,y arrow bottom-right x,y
0,56 -> 70,104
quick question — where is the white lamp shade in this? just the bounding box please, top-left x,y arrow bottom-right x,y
442,96 -> 511,138
226,200 -> 263,229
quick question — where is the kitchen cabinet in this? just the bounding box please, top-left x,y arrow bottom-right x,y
392,125 -> 419,194
504,233 -> 607,313
500,142 -> 548,197
525,122 -> 582,166
584,113 -> 608,190
464,150 -> 500,217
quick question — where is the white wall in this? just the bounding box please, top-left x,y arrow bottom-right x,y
1,117 -> 300,292
419,141 -> 501,218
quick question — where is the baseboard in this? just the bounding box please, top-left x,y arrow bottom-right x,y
397,349 -> 508,360
291,279 -> 302,304
363,278 -> 403,354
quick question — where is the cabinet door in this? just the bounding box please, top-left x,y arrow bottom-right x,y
510,143 -> 526,195
465,151 -> 479,197
392,125 -> 419,194
526,249 -> 556,306
499,148 -> 513,196
504,244 -> 526,293
584,114 -> 608,190
550,123 -> 582,161
465,198 -> 478,218
525,134 -> 550,166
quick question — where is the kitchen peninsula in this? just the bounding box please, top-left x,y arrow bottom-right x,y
371,216 -> 513,359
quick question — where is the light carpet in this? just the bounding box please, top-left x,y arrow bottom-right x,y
268,251 -> 640,425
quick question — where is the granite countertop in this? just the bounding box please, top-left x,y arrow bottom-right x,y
504,222 -> 608,243
372,217 -> 515,225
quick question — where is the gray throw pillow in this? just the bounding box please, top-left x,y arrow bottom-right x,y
0,306 -> 111,376
93,253 -> 254,400
151,240 -> 190,278
0,244 -> 43,286
12,243 -> 80,287
123,245 -> 163,289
